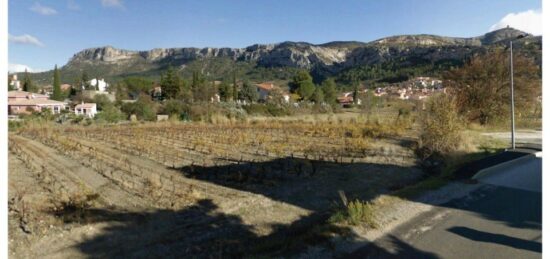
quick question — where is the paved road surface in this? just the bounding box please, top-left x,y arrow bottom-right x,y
349,154 -> 542,258
481,130 -> 542,149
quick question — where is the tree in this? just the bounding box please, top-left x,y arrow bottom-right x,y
420,94 -> 463,157
239,81 -> 259,102
52,65 -> 63,100
95,78 -> 100,91
81,71 -> 90,90
70,76 -> 81,97
290,70 -> 315,100
445,49 -> 541,124
218,80 -> 232,102
232,71 -> 239,101
8,76 -> 15,91
312,87 -> 324,103
190,72 -> 214,102
22,69 -> 37,93
121,94 -> 157,121
321,78 -> 338,105
93,94 -> 113,111
95,104 -> 125,123
267,87 -> 286,105
160,66 -> 183,99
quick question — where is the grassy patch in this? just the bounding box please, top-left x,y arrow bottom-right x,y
329,200 -> 378,228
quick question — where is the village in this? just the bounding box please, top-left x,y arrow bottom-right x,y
7,72 -> 447,121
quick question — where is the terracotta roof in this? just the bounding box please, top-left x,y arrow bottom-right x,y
8,99 -> 66,106
75,103 -> 97,109
255,83 -> 274,91
8,91 -> 49,99
337,96 -> 354,104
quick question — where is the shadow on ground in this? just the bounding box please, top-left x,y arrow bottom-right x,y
448,226 -> 541,253
53,155 -> 541,257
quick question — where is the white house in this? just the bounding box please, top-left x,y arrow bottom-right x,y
8,74 -> 21,91
89,78 -> 109,92
75,103 -> 97,118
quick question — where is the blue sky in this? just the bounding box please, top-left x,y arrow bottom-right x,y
8,0 -> 542,72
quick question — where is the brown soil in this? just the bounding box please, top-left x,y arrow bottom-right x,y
8,122 -> 423,258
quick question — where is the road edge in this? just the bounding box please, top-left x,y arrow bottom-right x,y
473,151 -> 542,180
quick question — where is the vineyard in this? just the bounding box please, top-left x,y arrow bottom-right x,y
8,119 -> 424,258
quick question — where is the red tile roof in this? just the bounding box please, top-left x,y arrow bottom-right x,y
255,83 -> 274,91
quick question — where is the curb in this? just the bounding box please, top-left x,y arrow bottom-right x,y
473,151 -> 542,180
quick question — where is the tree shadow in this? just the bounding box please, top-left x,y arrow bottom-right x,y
447,226 -> 541,253
53,198 -> 359,258
56,199 -> 255,257
344,235 -> 440,259
175,157 -> 423,212
48,154 -> 541,257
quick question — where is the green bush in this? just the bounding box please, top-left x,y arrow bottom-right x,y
161,99 -> 187,117
121,95 -> 157,121
95,105 -> 126,123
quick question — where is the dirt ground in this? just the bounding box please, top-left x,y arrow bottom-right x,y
8,121 -> 424,258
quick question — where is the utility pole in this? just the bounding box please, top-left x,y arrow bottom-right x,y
509,40 -> 516,150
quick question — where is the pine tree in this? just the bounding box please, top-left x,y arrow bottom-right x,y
312,87 -> 324,104
232,71 -> 238,101
290,70 -> 315,100
160,66 -> 182,99
52,65 -> 62,100
321,78 -> 337,105
218,81 -> 232,102
81,71 -> 90,90
22,69 -> 36,92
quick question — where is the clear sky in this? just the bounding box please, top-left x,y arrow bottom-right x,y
8,0 -> 542,72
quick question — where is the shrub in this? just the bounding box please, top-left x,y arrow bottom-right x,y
95,105 -> 126,123
93,94 -> 113,111
244,103 -> 290,117
330,199 -> 377,228
161,99 -> 186,117
419,94 -> 463,158
121,94 -> 158,121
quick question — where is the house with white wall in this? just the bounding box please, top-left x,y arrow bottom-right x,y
8,91 -> 66,115
75,103 -> 97,118
89,78 -> 109,92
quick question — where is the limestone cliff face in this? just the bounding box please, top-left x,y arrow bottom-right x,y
62,27 -> 538,80
69,42 -> 352,69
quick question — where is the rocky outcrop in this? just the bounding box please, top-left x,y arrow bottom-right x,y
69,42 -> 352,69
60,27 -> 538,81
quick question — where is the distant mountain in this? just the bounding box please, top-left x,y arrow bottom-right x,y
25,27 -> 541,87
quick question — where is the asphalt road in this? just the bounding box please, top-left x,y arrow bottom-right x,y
481,130 -> 542,149
349,154 -> 542,258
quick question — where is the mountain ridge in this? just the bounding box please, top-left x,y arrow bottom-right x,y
24,27 -> 541,86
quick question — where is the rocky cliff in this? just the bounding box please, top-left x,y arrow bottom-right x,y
26,27 -> 540,85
